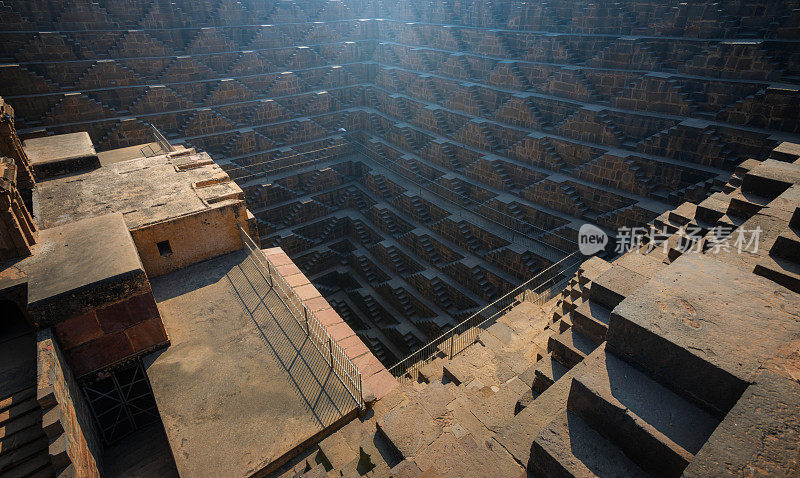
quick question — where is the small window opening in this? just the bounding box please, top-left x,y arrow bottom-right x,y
157,240 -> 173,257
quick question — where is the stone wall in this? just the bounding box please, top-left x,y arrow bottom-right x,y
36,328 -> 102,477
262,246 -> 397,401
0,97 -> 35,194
131,200 -> 251,278
0,97 -> 36,260
0,156 -> 36,259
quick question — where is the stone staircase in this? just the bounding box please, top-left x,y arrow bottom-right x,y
440,144 -> 462,171
274,298 -> 555,478
0,387 -> 52,478
455,222 -> 481,254
276,141 -> 800,477
415,235 -> 442,266
372,175 -> 391,199
512,142 -> 800,476
428,277 -> 453,310
409,197 -> 432,224
354,255 -> 379,283
559,184 -> 589,218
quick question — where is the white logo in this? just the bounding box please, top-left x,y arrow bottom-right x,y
578,224 -> 608,255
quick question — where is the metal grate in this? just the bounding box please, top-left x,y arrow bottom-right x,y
83,362 -> 159,444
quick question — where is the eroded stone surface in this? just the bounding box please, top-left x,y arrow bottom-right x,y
378,400 -> 442,458
608,253 -> 800,415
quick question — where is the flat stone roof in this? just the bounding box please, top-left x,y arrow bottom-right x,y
22,213 -> 148,325
33,151 -> 243,230
145,250 -> 358,477
23,132 -> 96,166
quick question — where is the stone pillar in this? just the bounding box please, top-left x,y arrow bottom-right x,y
0,97 -> 35,196
0,156 -> 36,259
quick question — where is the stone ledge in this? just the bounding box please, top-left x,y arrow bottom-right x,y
263,247 -> 398,402
23,132 -> 99,180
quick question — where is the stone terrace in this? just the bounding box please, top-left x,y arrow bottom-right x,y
145,248 -> 363,477
272,140 -> 800,477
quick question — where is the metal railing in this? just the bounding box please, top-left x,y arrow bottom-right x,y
150,123 -> 175,153
387,250 -> 584,382
239,226 -> 364,408
141,124 -> 176,157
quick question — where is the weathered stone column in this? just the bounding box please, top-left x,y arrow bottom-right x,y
0,156 -> 36,259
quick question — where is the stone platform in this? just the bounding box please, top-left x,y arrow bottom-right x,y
31,148 -> 254,278
145,249 -> 360,477
22,213 -> 148,326
22,132 -> 99,180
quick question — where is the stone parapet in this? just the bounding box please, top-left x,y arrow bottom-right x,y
263,246 -> 398,402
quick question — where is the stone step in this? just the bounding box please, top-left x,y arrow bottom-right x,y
695,193 -> 731,224
770,227 -> 800,262
318,429 -> 358,471
532,356 -> 569,394
517,362 -> 538,390
754,254 -> 800,294
466,377 -> 529,434
495,352 -> 590,468
0,435 -> 48,472
389,459 -> 422,477
589,265 -> 648,311
742,159 -> 800,200
0,397 -> 39,429
1,451 -> 51,478
529,410 -> 649,478
342,444 -> 391,477
568,346 -> 720,477
443,342 -> 498,386
607,253 -> 800,417
652,215 -> 682,235
726,190 -> 770,219
682,368 -> 800,477
548,328 -> 599,369
571,300 -> 611,344
377,399 -> 443,460
558,294 -> 582,315
514,386 -> 539,415
417,360 -> 444,384
0,388 -> 36,416
567,284 -> 582,301
0,408 -> 41,441
0,421 -> 44,457
301,462 -> 328,477
614,251 -> 667,282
